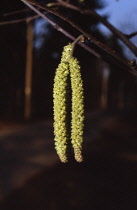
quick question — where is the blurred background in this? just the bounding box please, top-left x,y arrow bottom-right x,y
0,0 -> 137,121
1,0 -> 137,209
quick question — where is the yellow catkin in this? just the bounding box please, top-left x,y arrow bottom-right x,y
53,44 -> 72,162
53,43 -> 84,162
69,57 -> 84,162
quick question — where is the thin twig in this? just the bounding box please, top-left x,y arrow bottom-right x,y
3,8 -> 30,16
71,35 -> 85,57
19,0 -> 99,58
124,32 -> 137,39
21,0 -> 137,72
56,0 -> 137,57
1,1 -> 96,58
2,1 -> 137,56
20,0 -> 137,76
0,14 -> 39,25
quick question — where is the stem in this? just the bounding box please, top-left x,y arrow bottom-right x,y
71,35 -> 85,57
20,0 -> 137,76
124,32 -> 137,39
20,0 -> 100,58
21,0 -> 137,73
0,14 -> 39,25
56,0 -> 137,57
3,8 -> 30,16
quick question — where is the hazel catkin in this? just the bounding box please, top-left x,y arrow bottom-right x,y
53,44 -> 72,162
53,43 -> 84,162
69,57 -> 84,162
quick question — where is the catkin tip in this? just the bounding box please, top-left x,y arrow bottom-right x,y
74,148 -> 83,162
59,155 -> 68,163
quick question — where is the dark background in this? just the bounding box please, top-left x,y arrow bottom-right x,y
1,1 -> 137,209
0,0 -> 137,121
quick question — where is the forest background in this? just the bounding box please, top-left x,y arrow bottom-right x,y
1,1 -> 137,209
1,0 -> 137,122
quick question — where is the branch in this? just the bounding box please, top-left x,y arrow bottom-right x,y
0,14 -> 39,25
2,1 -> 137,57
56,0 -> 137,57
21,0 -> 137,76
20,0 -> 137,76
20,0 -> 99,57
124,32 -> 137,39
0,2 -> 96,58
3,8 -> 30,16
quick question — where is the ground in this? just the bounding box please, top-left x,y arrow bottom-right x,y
1,110 -> 137,209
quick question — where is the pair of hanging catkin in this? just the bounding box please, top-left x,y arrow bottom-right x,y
53,43 -> 84,162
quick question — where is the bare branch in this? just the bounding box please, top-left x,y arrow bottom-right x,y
124,32 -> 137,39
0,14 -> 39,25
56,0 -> 137,57
20,0 -> 99,58
20,0 -> 137,76
3,8 -> 30,16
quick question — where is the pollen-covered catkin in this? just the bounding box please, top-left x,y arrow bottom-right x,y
53,43 -> 84,163
53,44 -> 72,163
69,57 -> 84,162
